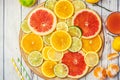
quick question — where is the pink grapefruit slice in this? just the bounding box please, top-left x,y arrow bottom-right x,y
62,51 -> 89,78
28,8 -> 57,35
73,9 -> 101,39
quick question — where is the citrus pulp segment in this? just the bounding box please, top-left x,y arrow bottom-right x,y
69,37 -> 82,52
28,51 -> 43,67
73,9 -> 101,39
54,0 -> 74,19
82,35 -> 102,52
62,51 -> 88,78
54,63 -> 69,78
28,8 -> 57,35
41,61 -> 57,78
50,30 -> 72,51
21,33 -> 43,54
85,52 -> 99,67
21,20 -> 31,33
47,48 -> 63,61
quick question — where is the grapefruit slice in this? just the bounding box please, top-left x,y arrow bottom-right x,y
62,51 -> 89,78
28,8 -> 56,35
73,9 -> 101,39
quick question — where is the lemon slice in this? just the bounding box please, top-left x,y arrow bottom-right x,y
28,51 -> 43,67
56,22 -> 68,31
85,52 -> 99,67
45,0 -> 57,10
68,26 -> 82,38
48,48 -> 63,61
54,63 -> 69,78
21,20 -> 31,33
66,18 -> 72,26
42,46 -> 52,60
72,0 -> 86,12
43,33 -> 51,45
69,37 -> 82,52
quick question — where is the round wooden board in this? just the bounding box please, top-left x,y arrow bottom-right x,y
19,2 -> 104,80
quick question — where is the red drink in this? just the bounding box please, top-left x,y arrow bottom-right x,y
106,12 -> 120,35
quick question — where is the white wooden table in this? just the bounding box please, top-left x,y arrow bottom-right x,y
0,0 -> 120,80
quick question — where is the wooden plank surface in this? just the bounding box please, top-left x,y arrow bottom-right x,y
0,0 -> 120,80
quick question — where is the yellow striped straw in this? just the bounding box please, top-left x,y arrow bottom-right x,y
11,58 -> 24,80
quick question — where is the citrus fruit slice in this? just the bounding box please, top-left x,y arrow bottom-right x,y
28,51 -> 43,67
21,33 -> 43,54
69,37 -> 82,52
45,0 -> 57,10
47,48 -> 63,61
73,9 -> 101,39
82,35 -> 102,52
93,66 -> 107,79
41,61 -> 57,78
85,52 -> 99,67
21,20 -> 31,33
42,46 -> 52,60
54,0 -> 74,19
43,33 -> 52,45
19,0 -> 37,7
72,0 -> 86,12
86,0 -> 99,4
56,22 -> 68,31
106,64 -> 120,78
112,36 -> 120,52
62,51 -> 89,78
28,8 -> 56,35
107,53 -> 119,60
68,26 -> 82,38
50,30 -> 72,51
66,18 -> 72,26
54,63 -> 69,78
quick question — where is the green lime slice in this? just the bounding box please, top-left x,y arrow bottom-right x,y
43,33 -> 52,45
21,20 -> 31,33
28,51 -> 43,67
68,26 -> 82,38
69,37 -> 82,52
45,0 -> 57,10
19,0 -> 37,7
56,22 -> 68,31
72,0 -> 86,12
54,63 -> 69,78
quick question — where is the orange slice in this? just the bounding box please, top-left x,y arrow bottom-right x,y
54,0 -> 74,19
93,66 -> 107,79
41,60 -> 57,78
42,46 -> 52,60
107,53 -> 119,60
21,33 -> 43,54
82,35 -> 102,52
106,64 -> 120,78
50,30 -> 72,51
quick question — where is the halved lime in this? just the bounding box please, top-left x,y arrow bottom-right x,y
47,48 -> 63,61
45,0 -> 57,10
68,26 -> 82,38
72,0 -> 86,12
43,33 -> 52,45
54,63 -> 69,78
19,0 -> 37,7
21,20 -> 31,33
56,22 -> 68,31
69,37 -> 82,52
28,51 -> 43,67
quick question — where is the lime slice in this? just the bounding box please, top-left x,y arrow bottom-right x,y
85,52 -> 99,67
56,22 -> 68,31
19,0 -> 37,7
47,48 -> 63,61
72,0 -> 86,12
66,18 -> 72,27
21,20 -> 31,33
54,63 -> 69,78
43,33 -> 52,45
45,0 -> 57,10
69,37 -> 82,52
28,51 -> 43,67
68,26 -> 82,38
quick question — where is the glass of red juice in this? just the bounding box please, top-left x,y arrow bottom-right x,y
106,12 -> 120,35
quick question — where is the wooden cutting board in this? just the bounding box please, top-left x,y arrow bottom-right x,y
19,2 -> 104,80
